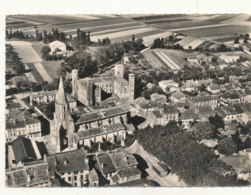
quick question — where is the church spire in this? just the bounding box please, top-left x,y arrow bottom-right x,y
56,76 -> 67,104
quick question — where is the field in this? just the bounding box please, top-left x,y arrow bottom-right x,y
142,49 -> 188,70
132,14 -> 238,30
175,25 -> 251,39
7,41 -> 59,83
6,41 -> 42,63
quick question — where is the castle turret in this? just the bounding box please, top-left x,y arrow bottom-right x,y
129,73 -> 135,101
115,64 -> 124,78
71,69 -> 78,98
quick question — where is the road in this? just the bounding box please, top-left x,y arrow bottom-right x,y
125,140 -> 186,187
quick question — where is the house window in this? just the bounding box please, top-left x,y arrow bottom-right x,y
81,175 -> 83,180
68,177 -> 71,181
74,176 -> 77,180
74,171 -> 78,175
74,183 -> 77,187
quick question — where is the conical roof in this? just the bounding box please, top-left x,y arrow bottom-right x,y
56,76 -> 67,104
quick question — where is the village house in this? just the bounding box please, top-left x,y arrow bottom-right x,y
169,90 -> 186,103
5,161 -> 51,187
218,55 -> 240,63
207,84 -> 221,94
95,151 -> 141,185
244,88 -> 251,103
216,104 -> 245,123
158,80 -> 179,93
45,149 -> 89,187
49,40 -> 66,53
7,136 -> 45,169
220,149 -> 251,182
188,94 -> 219,109
145,104 -> 179,128
195,106 -> 215,121
220,89 -> 245,105
150,93 -> 167,103
5,110 -> 42,142
179,109 -> 199,129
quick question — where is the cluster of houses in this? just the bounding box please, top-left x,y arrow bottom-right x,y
5,134 -> 143,187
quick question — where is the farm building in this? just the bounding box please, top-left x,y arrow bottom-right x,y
49,40 -> 66,53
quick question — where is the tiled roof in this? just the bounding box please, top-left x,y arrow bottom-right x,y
220,155 -> 251,173
171,91 -> 186,100
78,123 -> 126,139
163,104 -> 179,114
47,149 -> 89,174
75,106 -> 128,124
109,152 -> 138,170
11,136 -> 37,163
118,167 -> 141,178
115,77 -> 128,86
197,106 -> 215,115
6,162 -> 49,187
180,109 -> 199,120
96,153 -> 116,175
151,110 -> 163,118
192,95 -> 218,102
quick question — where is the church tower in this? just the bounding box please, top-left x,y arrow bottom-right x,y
51,76 -> 70,153
71,69 -> 78,98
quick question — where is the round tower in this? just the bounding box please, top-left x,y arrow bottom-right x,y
115,64 -> 124,78
129,73 -> 135,101
71,69 -> 78,98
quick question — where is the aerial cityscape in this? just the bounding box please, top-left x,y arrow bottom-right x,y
4,14 -> 251,187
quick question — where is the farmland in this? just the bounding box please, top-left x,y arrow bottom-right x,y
7,41 -> 59,83
6,41 -> 42,63
175,25 -> 251,39
142,49 -> 189,70
132,14 -> 238,30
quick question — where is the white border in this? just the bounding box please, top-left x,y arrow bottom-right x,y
1,1 -> 251,195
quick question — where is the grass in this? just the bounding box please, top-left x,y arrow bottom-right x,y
26,63 -> 44,83
41,61 -> 62,80
158,49 -> 188,68
176,25 -> 251,38
32,42 -> 47,59
7,41 -> 42,63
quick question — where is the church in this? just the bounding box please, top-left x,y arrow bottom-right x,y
50,75 -> 134,153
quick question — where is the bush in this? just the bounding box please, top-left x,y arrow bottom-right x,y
217,137 -> 238,155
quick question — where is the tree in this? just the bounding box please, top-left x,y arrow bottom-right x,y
209,114 -> 225,130
217,137 -> 238,155
234,37 -> 239,44
190,121 -> 217,141
243,37 -> 248,43
132,34 -> 135,42
41,46 -> 51,60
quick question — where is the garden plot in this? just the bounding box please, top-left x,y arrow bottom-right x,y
152,50 -> 181,70
26,63 -> 44,83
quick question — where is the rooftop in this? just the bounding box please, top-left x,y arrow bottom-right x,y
220,155 -> 251,173
11,136 -> 37,163
47,149 -> 89,174
115,77 -> 129,86
78,123 -> 126,139
6,162 -> 49,187
180,109 -> 199,120
118,167 -> 141,178
96,153 -> 116,175
109,151 -> 138,170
